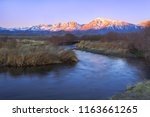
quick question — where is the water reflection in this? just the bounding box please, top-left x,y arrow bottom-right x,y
0,50 -> 150,100
0,64 -> 76,78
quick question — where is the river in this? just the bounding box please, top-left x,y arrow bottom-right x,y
0,49 -> 150,100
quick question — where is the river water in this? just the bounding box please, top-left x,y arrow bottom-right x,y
0,49 -> 150,100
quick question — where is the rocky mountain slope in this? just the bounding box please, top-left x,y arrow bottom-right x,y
0,18 -> 145,35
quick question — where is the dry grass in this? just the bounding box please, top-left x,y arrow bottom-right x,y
0,39 -> 78,67
77,40 -> 130,57
111,80 -> 150,100
77,28 -> 150,60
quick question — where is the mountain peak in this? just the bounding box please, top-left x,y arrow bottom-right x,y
80,17 -> 130,30
94,17 -> 111,21
94,17 -> 129,23
138,20 -> 150,27
50,21 -> 81,31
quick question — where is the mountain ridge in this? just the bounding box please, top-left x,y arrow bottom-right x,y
138,20 -> 150,27
0,18 -> 146,35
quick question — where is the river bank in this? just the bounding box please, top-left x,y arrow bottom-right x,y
76,29 -> 150,100
0,35 -> 150,99
0,39 -> 78,67
76,41 -> 150,100
76,40 -> 144,58
111,80 -> 150,100
77,28 -> 150,62
1,49 -> 149,99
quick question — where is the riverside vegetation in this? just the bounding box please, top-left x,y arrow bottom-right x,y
0,39 -> 78,67
77,28 -> 150,61
0,28 -> 150,99
111,81 -> 150,100
76,28 -> 150,100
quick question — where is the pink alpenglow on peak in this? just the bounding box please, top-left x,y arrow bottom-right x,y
138,20 -> 150,27
50,22 -> 81,31
0,17 -> 144,34
80,18 -> 130,30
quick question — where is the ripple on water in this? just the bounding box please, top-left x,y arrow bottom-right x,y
0,50 -> 150,99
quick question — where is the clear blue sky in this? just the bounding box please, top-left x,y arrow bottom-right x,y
0,0 -> 150,28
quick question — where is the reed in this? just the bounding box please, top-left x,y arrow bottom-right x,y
0,39 -> 78,67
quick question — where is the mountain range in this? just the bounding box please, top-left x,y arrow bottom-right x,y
0,18 -> 149,35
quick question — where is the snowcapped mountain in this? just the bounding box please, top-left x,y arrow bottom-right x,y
80,18 -> 141,32
138,20 -> 150,27
19,22 -> 81,31
50,22 -> 81,31
80,18 -> 129,30
28,25 -> 52,31
0,18 -> 145,35
0,27 -> 8,30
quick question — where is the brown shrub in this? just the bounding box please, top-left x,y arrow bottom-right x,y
47,33 -> 79,45
77,28 -> 150,60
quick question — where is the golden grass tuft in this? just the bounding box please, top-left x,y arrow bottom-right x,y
0,39 -> 78,67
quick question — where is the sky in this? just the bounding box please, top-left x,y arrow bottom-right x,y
0,0 -> 150,28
